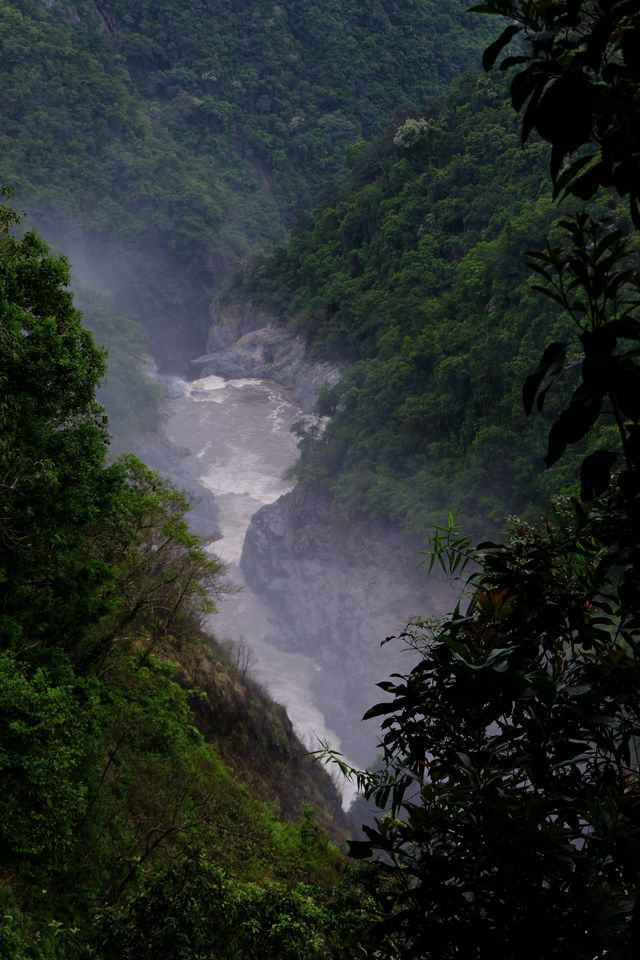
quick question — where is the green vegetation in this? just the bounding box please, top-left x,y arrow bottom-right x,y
318,2 -> 640,956
6,0 -> 640,955
0,0 -> 493,379
102,0 -> 493,212
244,65 -> 637,535
244,74 -> 555,532
0,200 -> 367,959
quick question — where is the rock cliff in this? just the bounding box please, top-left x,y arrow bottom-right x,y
194,300 -> 344,412
241,485 -> 457,765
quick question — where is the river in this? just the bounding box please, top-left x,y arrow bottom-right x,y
146,367 -> 358,806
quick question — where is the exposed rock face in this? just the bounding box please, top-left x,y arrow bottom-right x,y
241,485 -> 457,765
194,300 -> 344,412
198,302 -> 456,766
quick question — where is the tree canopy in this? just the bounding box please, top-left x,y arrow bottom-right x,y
245,72 -> 591,534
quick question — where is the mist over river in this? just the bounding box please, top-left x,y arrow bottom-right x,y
142,366 -> 359,805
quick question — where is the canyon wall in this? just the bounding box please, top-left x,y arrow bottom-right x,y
199,307 -> 457,764
195,300 -> 344,412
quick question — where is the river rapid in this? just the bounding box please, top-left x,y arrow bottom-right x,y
146,367 -> 358,805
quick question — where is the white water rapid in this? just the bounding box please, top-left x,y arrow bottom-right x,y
154,369 -> 357,807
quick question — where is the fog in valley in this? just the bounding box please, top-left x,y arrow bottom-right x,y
98,307 -> 453,804
45,228 -> 450,805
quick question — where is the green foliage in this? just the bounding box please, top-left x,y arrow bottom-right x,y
523,212 -> 640,482
0,209 -> 121,648
83,453 -> 223,669
348,505 -> 640,958
99,0 -> 492,210
247,72 -> 588,533
0,652 -> 102,866
82,851 -> 372,960
0,0 -> 494,374
423,510 -> 476,578
0,885 -> 52,960
477,0 -> 640,224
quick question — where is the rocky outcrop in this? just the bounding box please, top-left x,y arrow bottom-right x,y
194,300 -> 345,412
240,485 -> 458,765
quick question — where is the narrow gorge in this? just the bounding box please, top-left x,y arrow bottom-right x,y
144,305 -> 457,780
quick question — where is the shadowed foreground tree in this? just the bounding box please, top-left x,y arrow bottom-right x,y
336,501 -> 640,958
477,0 -> 640,224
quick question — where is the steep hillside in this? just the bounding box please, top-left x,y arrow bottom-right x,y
242,71 -> 629,534
1,0 -> 493,376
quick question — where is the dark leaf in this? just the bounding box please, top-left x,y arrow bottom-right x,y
521,87 -> 543,145
612,361 -> 640,422
553,153 -> 598,196
568,161 -> 605,201
580,449 -> 618,500
510,66 -> 539,114
529,283 -> 567,307
581,355 -> 616,391
550,141 -> 567,183
536,380 -> 556,411
482,24 -> 521,71
523,341 -> 567,414
621,25 -> 640,67
630,191 -> 640,229
545,392 -> 603,466
536,74 -> 594,156
499,54 -> 531,70
362,700 -> 399,721
347,839 -> 375,859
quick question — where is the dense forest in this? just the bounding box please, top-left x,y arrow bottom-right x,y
243,70 -> 633,534
0,0 -> 492,374
3,0 -> 640,956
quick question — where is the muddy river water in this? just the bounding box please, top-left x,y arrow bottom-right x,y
153,370 -> 358,805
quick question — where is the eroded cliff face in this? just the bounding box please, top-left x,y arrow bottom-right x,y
195,300 -> 344,412
240,485 -> 456,765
